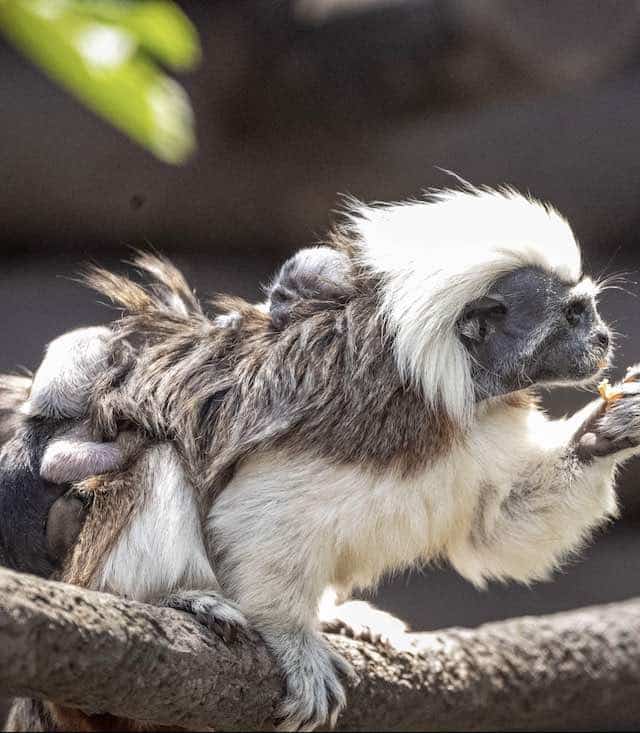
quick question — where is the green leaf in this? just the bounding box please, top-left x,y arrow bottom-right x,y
72,1 -> 201,70
0,0 -> 200,164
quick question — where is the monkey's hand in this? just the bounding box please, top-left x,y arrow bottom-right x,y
576,366 -> 640,459
269,629 -> 356,732
160,590 -> 247,644
319,598 -> 408,646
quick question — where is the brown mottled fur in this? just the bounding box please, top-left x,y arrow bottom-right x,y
7,699 -> 55,732
502,390 -> 538,410
61,441 -> 147,588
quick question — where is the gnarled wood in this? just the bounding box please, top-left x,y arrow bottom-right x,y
1,567 -> 640,731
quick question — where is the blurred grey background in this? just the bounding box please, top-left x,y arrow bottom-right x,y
2,0 -> 640,643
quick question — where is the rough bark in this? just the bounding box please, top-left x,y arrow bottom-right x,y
1,568 -> 640,731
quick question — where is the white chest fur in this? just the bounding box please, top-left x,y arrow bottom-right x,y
207,403 -> 538,598
94,443 -> 217,601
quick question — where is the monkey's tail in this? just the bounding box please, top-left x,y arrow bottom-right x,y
0,373 -> 31,447
81,252 -> 204,322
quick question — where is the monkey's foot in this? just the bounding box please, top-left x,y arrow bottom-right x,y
268,630 -> 357,732
319,599 -> 408,646
161,590 -> 246,643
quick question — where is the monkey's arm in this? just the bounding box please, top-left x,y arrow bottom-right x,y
449,388 -> 639,587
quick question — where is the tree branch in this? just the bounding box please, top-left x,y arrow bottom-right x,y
1,567 -> 640,731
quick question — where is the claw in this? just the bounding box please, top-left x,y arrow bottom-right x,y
319,598 -> 408,649
161,589 -> 246,643
268,631 -> 348,731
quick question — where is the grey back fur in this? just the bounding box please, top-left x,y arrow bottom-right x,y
84,253 -> 458,511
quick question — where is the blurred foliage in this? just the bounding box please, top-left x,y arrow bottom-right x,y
0,0 -> 201,164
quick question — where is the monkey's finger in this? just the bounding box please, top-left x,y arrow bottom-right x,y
625,364 -> 640,383
221,621 -> 237,644
319,619 -> 342,635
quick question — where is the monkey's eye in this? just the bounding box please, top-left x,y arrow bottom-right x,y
564,300 -> 587,327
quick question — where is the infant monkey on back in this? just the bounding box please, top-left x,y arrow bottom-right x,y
0,247 -> 350,577
0,327 -> 128,577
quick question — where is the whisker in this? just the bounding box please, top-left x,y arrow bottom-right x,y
594,269 -> 639,298
595,246 -> 626,282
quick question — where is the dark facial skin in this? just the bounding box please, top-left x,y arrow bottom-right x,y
459,266 -> 611,401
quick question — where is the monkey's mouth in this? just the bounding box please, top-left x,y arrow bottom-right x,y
528,343 -> 611,389
573,346 -> 612,385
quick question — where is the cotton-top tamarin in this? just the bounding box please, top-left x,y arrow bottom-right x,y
6,187 -> 640,733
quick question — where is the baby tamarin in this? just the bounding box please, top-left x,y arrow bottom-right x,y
0,327 -> 135,577
266,245 -> 355,329
9,187 -> 640,732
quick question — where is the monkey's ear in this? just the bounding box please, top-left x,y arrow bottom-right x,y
458,295 -> 506,342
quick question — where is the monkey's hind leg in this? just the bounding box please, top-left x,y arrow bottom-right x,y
160,589 -> 247,643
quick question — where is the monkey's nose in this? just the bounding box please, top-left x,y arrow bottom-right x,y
594,330 -> 610,350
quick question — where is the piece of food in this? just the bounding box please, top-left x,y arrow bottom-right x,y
598,379 -> 623,402
598,375 -> 640,407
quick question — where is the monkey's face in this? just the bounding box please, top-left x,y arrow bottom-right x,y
458,266 -> 611,400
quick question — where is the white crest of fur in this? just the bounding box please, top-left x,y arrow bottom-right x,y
349,186 -> 582,426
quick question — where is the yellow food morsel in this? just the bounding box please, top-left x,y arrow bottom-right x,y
598,379 -> 623,402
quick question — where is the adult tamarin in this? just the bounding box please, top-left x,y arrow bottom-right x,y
7,187 -> 640,732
